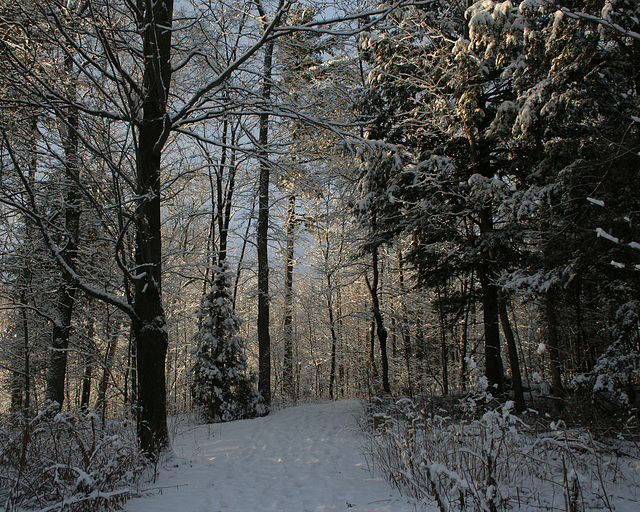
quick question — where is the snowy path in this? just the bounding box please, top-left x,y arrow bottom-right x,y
123,400 -> 414,512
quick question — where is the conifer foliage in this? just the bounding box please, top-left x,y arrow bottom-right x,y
191,266 -> 264,423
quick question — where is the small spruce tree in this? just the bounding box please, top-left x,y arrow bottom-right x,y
191,265 -> 264,422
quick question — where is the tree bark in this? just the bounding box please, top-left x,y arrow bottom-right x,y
96,323 -> 119,425
46,282 -> 78,408
397,252 -> 413,397
368,318 -> 377,392
478,207 -> 504,394
218,120 -> 238,266
256,14 -> 276,408
80,361 -> 93,411
327,273 -> 338,400
45,42 -> 82,410
545,289 -> 565,396
366,246 -> 390,394
282,194 -> 296,401
12,119 -> 37,415
80,317 -> 96,411
460,272 -> 473,391
498,293 -> 526,413
131,0 -> 174,456
436,282 -> 449,396
11,300 -> 30,415
465,105 -> 504,393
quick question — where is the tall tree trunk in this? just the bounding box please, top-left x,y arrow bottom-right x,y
256,6 -> 277,407
397,252 -> 413,397
390,316 -> 397,358
22,304 -> 31,416
80,317 -> 96,411
327,273 -> 338,400
12,119 -> 37,415
498,293 -> 526,413
11,300 -> 31,415
205,152 -> 216,294
10,359 -> 24,414
366,246 -> 390,394
336,288 -> 344,397
45,43 -> 82,410
460,273 -> 473,391
256,93 -> 272,407
218,121 -> 238,266
131,0 -> 173,456
97,323 -> 119,425
233,199 -> 255,310
46,283 -> 78,408
465,108 -> 503,393
545,289 -> 565,396
282,194 -> 296,400
80,361 -> 93,411
215,118 -> 228,266
415,313 -> 426,380
368,318 -> 377,393
478,208 -> 504,394
572,280 -> 593,372
436,282 -> 449,396
124,330 -> 137,412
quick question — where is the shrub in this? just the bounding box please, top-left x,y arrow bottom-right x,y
361,393 -> 636,511
0,407 -> 143,512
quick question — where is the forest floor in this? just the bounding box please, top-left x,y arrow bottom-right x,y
122,400 -> 415,512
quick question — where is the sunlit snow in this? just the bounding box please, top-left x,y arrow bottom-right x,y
123,401 -> 413,512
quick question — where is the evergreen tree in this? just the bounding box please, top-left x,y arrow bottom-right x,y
191,265 -> 264,423
356,2 -> 511,392
355,0 -> 640,402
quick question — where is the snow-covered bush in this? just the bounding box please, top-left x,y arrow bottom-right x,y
191,266 -> 264,423
0,407 -> 143,511
362,395 -> 633,511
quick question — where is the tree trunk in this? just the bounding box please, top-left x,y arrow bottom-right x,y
545,289 -> 565,396
45,45 -> 82,410
366,246 -> 390,394
465,96 -> 504,394
327,273 -> 338,400
256,27 -> 275,408
46,284 -> 78,408
233,199 -> 255,310
415,314 -> 426,380
124,329 -> 137,412
10,362 -> 24,414
12,120 -> 37,415
97,324 -> 119,425
80,362 -> 93,411
282,194 -> 296,401
478,207 -> 504,394
460,273 -> 473,391
397,252 -> 413,397
368,318 -> 377,393
11,301 -> 30,415
219,121 -> 238,266
80,317 -> 96,411
498,293 -> 526,413
436,282 -> 449,396
572,280 -> 593,372
131,0 -> 174,456
337,286 -> 345,397
480,261 -> 503,394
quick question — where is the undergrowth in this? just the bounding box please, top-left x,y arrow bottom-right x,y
0,407 -> 144,512
361,390 -> 640,511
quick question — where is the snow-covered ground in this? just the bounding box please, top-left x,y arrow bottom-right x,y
123,400 -> 415,512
